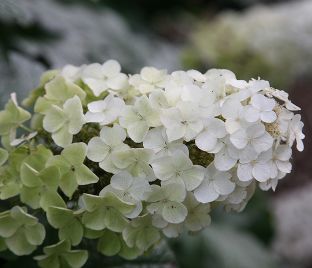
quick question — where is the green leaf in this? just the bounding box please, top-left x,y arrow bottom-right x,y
97,230 -> 121,256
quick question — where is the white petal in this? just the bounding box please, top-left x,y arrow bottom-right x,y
237,164 -> 253,182
195,131 -> 217,152
213,178 -> 235,195
261,111 -> 276,123
180,166 -> 205,191
162,201 -> 187,224
230,129 -> 248,149
214,150 -> 237,171
87,137 -> 110,162
110,171 -> 133,191
194,180 -> 219,203
244,106 -> 260,123
252,132 -> 273,153
252,163 -> 271,182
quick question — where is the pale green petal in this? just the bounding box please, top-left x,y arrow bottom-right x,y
40,190 -> 66,211
47,207 -> 73,228
43,105 -> 66,133
74,165 -> 99,185
20,163 -> 41,187
20,186 -> 41,209
60,171 -> 78,198
119,240 -> 142,260
24,223 -> 45,246
40,166 -> 60,188
43,240 -> 71,255
59,219 -> 83,246
0,182 -> 20,199
63,96 -> 85,135
80,194 -> 103,211
97,230 -> 121,256
0,214 -> 20,237
0,148 -> 8,166
36,255 -> 60,268
52,125 -> 72,148
136,227 -> 160,251
62,250 -> 88,268
82,210 -> 106,231
10,206 -> 38,226
5,229 -> 36,256
162,201 -> 188,224
104,208 -> 128,232
87,137 -> 110,162
46,155 -> 70,175
62,143 -> 87,165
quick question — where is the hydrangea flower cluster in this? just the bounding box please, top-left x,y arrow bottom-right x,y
0,60 -> 304,267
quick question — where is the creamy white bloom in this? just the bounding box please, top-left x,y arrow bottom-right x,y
194,164 -> 235,203
288,114 -> 305,151
85,94 -> 125,125
82,60 -> 128,96
161,101 -> 203,142
151,151 -> 204,191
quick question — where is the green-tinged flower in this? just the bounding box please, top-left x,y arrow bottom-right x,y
80,192 -> 135,232
0,148 -> 8,166
47,206 -> 84,246
34,240 -> 88,268
34,75 -> 86,114
20,145 -> 65,210
22,70 -> 59,108
0,146 -> 29,200
47,143 -> 99,198
0,206 -> 45,256
0,94 -> 31,149
122,215 -> 161,252
42,96 -> 86,147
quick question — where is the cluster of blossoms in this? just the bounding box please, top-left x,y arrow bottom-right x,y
0,60 -> 304,267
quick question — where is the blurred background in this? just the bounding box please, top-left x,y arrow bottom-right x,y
0,0 -> 312,267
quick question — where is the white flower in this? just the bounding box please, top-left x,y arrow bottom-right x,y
112,148 -> 155,181
119,96 -> 160,143
85,94 -> 125,125
164,71 -> 193,106
143,127 -> 188,158
87,124 -> 129,173
245,94 -> 277,123
267,89 -> 300,111
129,67 -> 167,94
146,183 -> 187,224
232,79 -> 270,101
213,138 -> 239,171
195,118 -> 227,152
151,150 -> 205,191
100,171 -> 151,218
230,123 -> 273,153
237,149 -> 273,182
161,101 -> 203,142
194,164 -> 235,203
82,60 -> 128,96
61,64 -> 85,82
181,84 -> 218,118
288,114 -> 305,151
221,98 -> 248,134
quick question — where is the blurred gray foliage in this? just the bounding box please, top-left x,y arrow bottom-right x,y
0,0 -> 181,105
273,183 -> 312,268
173,224 -> 278,268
